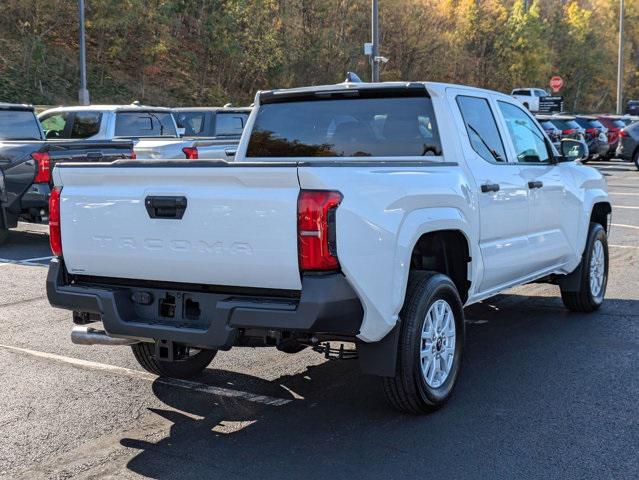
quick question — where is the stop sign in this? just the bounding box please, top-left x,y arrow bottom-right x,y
550,76 -> 564,93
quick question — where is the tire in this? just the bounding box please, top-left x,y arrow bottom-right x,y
383,271 -> 465,414
561,223 -> 608,313
131,342 -> 216,379
633,149 -> 639,171
0,228 -> 8,246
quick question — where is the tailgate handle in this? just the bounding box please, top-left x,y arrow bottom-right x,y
145,196 -> 187,219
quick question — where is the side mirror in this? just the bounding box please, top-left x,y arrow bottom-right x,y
559,139 -> 588,162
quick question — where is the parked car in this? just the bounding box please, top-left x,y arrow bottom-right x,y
172,107 -> 251,160
616,121 -> 639,170
614,114 -> 639,127
0,103 -> 133,244
574,116 -> 609,161
47,81 -> 611,414
535,115 -> 562,148
597,115 -> 627,158
38,105 -> 196,159
624,100 -> 639,116
511,88 -> 562,113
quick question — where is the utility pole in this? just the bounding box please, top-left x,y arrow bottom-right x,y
616,0 -> 624,114
371,0 -> 380,82
78,0 -> 90,105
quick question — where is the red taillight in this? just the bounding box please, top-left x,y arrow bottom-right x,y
32,151 -> 50,183
130,151 -> 137,159
49,187 -> 62,257
183,147 -> 199,159
619,130 -> 628,138
297,190 -> 342,271
563,129 -> 575,135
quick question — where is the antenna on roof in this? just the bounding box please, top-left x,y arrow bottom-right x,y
223,103 -> 233,108
344,72 -> 364,83
131,100 -> 141,106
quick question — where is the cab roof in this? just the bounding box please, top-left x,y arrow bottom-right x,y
257,81 -> 514,104
39,104 -> 173,115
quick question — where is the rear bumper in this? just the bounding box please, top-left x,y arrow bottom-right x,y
47,258 -> 363,349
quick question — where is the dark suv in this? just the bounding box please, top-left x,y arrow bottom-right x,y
625,100 -> 639,116
574,116 -> 609,161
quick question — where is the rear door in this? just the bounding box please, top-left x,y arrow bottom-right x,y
56,163 -> 302,290
447,89 -> 532,293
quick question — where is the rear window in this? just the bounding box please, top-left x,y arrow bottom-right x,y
70,111 -> 101,138
115,112 -> 176,137
512,90 -> 530,96
174,111 -> 206,136
551,119 -> 580,131
247,96 -> 442,158
539,121 -> 557,131
215,112 -> 249,136
0,110 -> 42,140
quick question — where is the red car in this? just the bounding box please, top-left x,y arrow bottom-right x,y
598,115 -> 627,158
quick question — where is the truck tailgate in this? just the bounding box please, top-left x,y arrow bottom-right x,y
56,164 -> 302,290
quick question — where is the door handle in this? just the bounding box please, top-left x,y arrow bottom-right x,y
481,183 -> 500,193
145,196 -> 187,219
528,181 -> 544,189
225,148 -> 237,157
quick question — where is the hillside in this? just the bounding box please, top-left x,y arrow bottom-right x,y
0,0 -> 637,111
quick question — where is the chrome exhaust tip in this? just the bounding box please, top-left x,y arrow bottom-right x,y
71,326 -> 139,346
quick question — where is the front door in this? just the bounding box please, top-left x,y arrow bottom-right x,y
496,100 -> 574,271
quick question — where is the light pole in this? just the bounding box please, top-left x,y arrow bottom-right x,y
78,0 -> 90,105
371,0 -> 380,82
616,0 -> 624,114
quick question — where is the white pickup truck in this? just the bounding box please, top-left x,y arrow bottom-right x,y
39,105 -> 196,160
47,81 -> 611,413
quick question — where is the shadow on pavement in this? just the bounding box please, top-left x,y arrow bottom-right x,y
120,293 -> 639,480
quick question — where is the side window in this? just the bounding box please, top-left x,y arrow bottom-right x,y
40,112 -> 70,139
498,101 -> 551,164
215,113 -> 248,136
70,112 -> 101,138
456,95 -> 507,163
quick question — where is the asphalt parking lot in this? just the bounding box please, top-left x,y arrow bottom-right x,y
0,160 -> 637,480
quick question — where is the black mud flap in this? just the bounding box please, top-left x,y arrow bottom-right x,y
358,326 -> 400,377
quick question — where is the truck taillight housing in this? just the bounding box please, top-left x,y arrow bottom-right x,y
183,147 -> 199,159
297,190 -> 342,271
49,186 -> 62,257
619,130 -> 628,138
32,151 -> 50,183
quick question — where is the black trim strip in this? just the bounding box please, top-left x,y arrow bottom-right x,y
72,274 -> 301,299
260,84 -> 429,104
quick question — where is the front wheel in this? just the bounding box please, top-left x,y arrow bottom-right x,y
131,342 -> 216,379
383,272 -> 465,414
561,223 -> 608,312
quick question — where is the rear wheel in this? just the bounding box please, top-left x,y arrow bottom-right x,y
383,272 -> 465,414
561,223 -> 608,312
633,149 -> 639,171
131,342 -> 216,379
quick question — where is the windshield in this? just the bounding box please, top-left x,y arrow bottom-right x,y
115,111 -> 177,137
0,110 -> 42,140
247,95 -> 442,158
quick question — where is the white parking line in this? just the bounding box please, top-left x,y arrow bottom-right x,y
610,244 -> 639,250
612,223 -> 639,231
0,344 -> 292,407
0,256 -> 53,267
610,192 -> 639,196
614,205 -> 639,210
